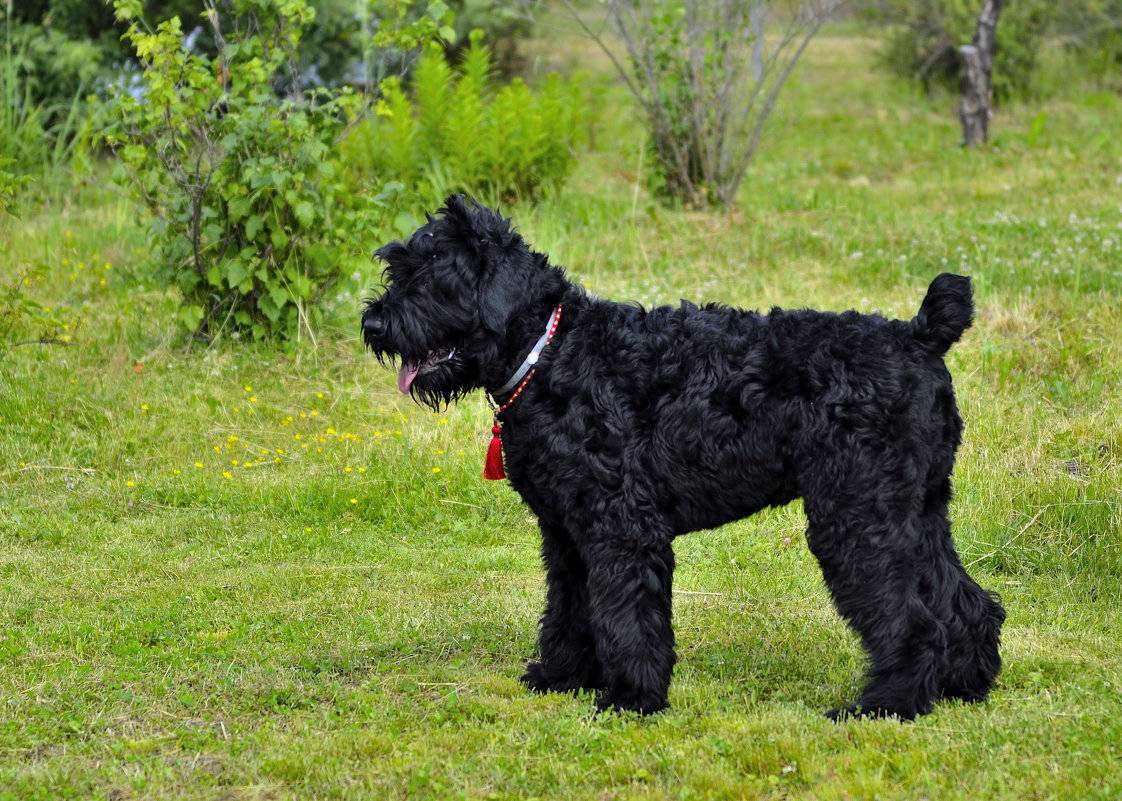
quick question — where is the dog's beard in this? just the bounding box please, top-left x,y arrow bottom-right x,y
403,350 -> 473,410
365,323 -> 478,409
397,346 -> 457,393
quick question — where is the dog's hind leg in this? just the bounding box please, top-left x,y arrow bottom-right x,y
918,512 -> 1005,704
580,516 -> 676,715
522,523 -> 603,694
804,509 -> 948,721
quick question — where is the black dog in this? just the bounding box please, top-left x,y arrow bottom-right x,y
362,195 -> 1005,720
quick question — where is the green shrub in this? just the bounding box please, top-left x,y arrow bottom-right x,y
570,1 -> 834,209
0,21 -> 103,118
0,159 -> 29,216
104,0 -> 382,343
1053,0 -> 1122,85
6,0 -> 531,100
0,264 -> 66,347
1,5 -> 46,177
443,0 -> 534,77
859,0 -> 1055,101
2,4 -> 94,201
354,32 -> 590,206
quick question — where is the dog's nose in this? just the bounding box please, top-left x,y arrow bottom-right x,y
363,315 -> 385,338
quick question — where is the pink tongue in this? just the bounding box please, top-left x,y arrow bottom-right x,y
397,362 -> 420,394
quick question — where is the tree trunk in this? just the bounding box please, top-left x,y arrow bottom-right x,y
959,0 -> 1004,147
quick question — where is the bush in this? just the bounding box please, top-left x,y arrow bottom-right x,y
353,32 -> 590,206
0,160 -> 29,216
5,2 -> 467,110
569,0 -> 840,208
3,2 -> 199,113
443,0 -> 534,77
0,264 -> 66,347
859,0 -> 1055,101
104,0 -> 379,342
2,5 -> 97,201
1053,0 -> 1122,85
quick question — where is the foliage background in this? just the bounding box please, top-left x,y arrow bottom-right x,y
1,2 -> 1121,799
858,0 -> 1122,100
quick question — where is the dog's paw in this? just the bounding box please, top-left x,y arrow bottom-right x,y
825,703 -> 916,722
520,661 -> 596,695
594,690 -> 668,717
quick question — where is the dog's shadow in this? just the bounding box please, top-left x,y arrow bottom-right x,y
671,597 -> 864,710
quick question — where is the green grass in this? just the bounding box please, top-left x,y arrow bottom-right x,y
2,27 -> 1122,801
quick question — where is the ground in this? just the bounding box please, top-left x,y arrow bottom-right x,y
2,26 -> 1121,801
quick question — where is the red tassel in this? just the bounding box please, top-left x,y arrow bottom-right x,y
482,422 -> 506,480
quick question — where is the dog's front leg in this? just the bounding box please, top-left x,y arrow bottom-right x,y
582,522 -> 676,715
521,523 -> 603,695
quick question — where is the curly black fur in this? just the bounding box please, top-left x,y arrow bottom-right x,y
362,195 -> 1005,720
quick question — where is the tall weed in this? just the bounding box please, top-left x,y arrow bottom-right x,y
1,5 -> 90,203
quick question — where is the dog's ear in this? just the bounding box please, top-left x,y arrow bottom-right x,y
374,241 -> 407,263
478,256 -> 529,335
441,193 -> 516,249
440,194 -> 483,244
440,194 -> 527,333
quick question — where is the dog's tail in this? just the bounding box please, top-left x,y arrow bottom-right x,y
912,273 -> 973,356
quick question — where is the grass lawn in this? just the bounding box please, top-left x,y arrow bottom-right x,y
2,25 -> 1122,801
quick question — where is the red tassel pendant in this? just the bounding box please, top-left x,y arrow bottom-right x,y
482,422 -> 506,480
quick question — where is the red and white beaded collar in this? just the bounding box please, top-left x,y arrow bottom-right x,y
482,304 -> 563,480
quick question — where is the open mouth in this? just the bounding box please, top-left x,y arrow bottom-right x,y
397,348 -> 456,394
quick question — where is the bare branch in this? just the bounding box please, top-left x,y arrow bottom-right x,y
568,0 -> 842,208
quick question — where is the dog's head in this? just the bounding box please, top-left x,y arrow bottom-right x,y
362,194 -> 564,409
